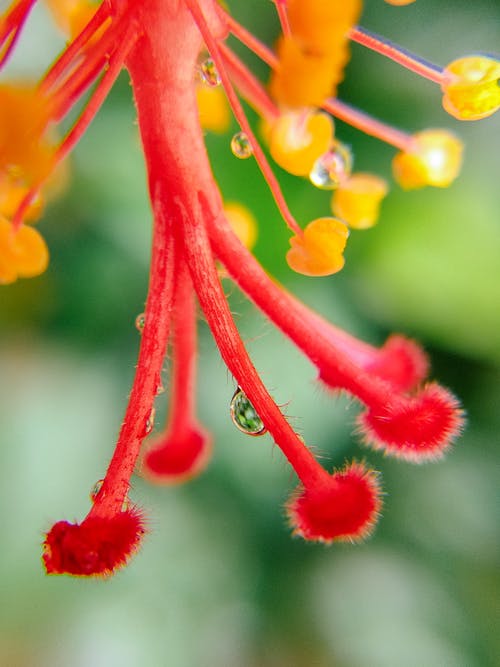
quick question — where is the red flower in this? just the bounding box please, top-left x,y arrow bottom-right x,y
3,0 -> 493,577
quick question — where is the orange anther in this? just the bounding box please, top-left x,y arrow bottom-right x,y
287,0 -> 362,54
0,217 -> 49,284
269,36 -> 348,108
286,217 -> 349,276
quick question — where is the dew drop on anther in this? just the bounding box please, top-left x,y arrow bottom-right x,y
135,312 -> 145,333
231,132 -> 253,159
199,57 -> 221,87
309,142 -> 353,189
90,479 -> 104,502
230,387 -> 267,436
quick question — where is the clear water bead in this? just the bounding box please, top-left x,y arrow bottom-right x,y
90,479 -> 104,502
135,312 -> 145,333
230,387 -> 267,436
231,132 -> 253,159
309,142 -> 353,189
200,58 -> 221,87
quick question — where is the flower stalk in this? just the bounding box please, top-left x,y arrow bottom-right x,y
1,0 -> 495,576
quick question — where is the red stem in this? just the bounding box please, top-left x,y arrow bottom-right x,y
220,43 -> 279,122
180,195 -> 327,489
273,0 -> 291,38
220,9 -> 279,69
185,0 -> 303,237
323,97 -> 414,151
207,211 -> 398,409
39,2 -> 112,94
0,0 -> 37,61
90,192 -> 177,518
166,254 -> 199,433
12,24 -> 136,230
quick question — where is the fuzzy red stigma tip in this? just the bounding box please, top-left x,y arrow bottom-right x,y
141,426 -> 212,484
366,334 -> 430,393
42,508 -> 145,577
358,383 -> 465,462
286,462 -> 382,543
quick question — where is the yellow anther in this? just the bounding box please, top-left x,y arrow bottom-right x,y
44,0 -> 99,38
0,217 -> 49,284
287,0 -> 362,55
269,36 -> 348,108
392,129 -> 463,189
224,202 -> 258,250
286,217 -> 349,277
332,173 -> 389,229
442,55 -> 500,121
196,85 -> 231,134
269,111 -> 334,177
384,0 -> 416,5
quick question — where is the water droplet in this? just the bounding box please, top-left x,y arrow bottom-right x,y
231,132 -> 253,159
90,479 -> 104,502
309,142 -> 353,189
199,58 -> 221,87
230,387 -> 267,436
145,407 -> 156,435
135,312 -> 145,333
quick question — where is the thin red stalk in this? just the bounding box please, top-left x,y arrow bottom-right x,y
323,97 -> 414,151
0,23 -> 21,69
220,43 -> 279,122
217,14 -> 413,153
180,197 -> 327,489
207,211 -> 397,409
0,0 -> 36,43
0,0 -> 37,69
12,25 -> 136,230
185,0 -> 302,237
50,49 -> 108,120
349,26 -> 446,85
166,255 -> 198,432
90,197 -> 177,518
220,9 -> 279,69
273,0 -> 291,38
40,3 -> 112,93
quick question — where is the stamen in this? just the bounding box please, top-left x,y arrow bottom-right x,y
185,0 -> 303,236
323,97 -> 414,152
12,24 -> 137,230
0,0 -> 37,69
349,26 -> 447,85
272,0 -> 291,38
39,2 -> 112,94
220,10 -> 279,69
219,43 -> 279,122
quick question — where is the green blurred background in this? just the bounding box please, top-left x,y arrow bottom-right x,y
1,0 -> 499,665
